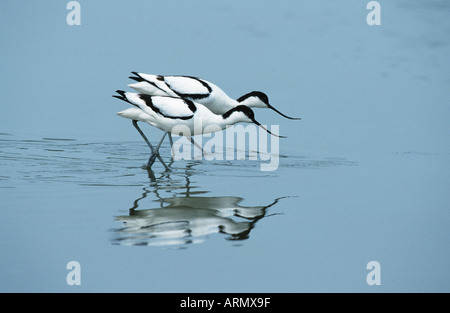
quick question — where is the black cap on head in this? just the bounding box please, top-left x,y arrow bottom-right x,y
234,104 -> 255,119
237,91 -> 301,120
237,91 -> 269,105
222,105 -> 254,120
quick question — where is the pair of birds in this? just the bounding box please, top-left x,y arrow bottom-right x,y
113,72 -> 300,170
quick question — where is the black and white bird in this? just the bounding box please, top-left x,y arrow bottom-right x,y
113,90 -> 284,170
128,72 -> 300,120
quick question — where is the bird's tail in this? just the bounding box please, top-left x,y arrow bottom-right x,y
129,71 -> 145,82
112,90 -> 131,103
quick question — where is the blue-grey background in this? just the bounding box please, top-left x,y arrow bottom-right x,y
1,0 -> 449,292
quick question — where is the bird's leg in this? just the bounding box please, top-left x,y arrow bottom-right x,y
147,132 -> 168,170
132,120 -> 169,171
189,136 -> 206,157
168,133 -> 175,158
167,133 -> 204,159
132,120 -> 155,153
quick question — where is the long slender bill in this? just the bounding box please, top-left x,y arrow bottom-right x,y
252,120 -> 287,138
267,104 -> 301,120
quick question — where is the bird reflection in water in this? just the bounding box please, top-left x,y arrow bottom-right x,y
112,163 -> 286,247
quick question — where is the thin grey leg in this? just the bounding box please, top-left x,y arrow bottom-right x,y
132,120 -> 155,152
168,133 -> 204,158
190,136 -> 206,156
132,121 -> 169,171
147,132 -> 168,170
168,133 -> 175,158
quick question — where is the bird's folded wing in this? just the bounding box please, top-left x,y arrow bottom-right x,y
139,95 -> 196,120
163,76 -> 211,96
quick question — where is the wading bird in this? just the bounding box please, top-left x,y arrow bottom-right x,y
113,90 -> 284,170
128,72 -> 300,120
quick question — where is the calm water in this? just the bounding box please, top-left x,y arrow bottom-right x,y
1,1 -> 449,292
1,135 -> 448,292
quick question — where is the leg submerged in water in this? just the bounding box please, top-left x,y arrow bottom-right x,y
168,133 -> 175,158
132,120 -> 169,171
190,137 -> 206,156
167,133 -> 205,159
147,132 -> 168,169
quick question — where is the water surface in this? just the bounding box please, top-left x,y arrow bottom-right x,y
1,0 -> 449,292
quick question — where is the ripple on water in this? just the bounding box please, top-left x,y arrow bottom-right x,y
0,134 -> 361,248
0,135 -> 359,188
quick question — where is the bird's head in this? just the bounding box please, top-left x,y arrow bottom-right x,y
237,91 -> 301,120
222,105 -> 286,138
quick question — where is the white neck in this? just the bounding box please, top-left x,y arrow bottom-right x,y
199,87 -> 238,114
192,109 -> 246,135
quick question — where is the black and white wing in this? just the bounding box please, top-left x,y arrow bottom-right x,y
129,72 -> 212,101
145,95 -> 197,120
114,91 -> 196,120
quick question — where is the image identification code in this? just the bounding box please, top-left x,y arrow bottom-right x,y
180,297 -> 270,310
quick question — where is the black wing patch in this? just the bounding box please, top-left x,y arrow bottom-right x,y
183,99 -> 197,113
129,72 -> 167,94
165,76 -> 212,101
113,90 -> 139,107
138,94 -> 195,120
